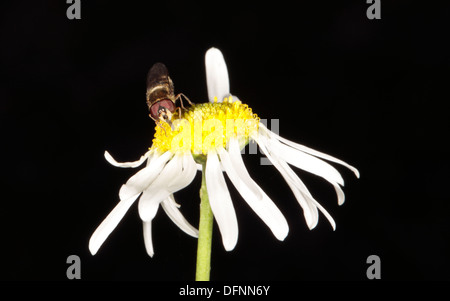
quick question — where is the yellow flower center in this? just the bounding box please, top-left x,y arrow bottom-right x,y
151,97 -> 259,155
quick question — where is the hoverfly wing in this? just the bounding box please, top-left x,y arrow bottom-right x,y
146,63 -> 174,106
146,63 -> 169,89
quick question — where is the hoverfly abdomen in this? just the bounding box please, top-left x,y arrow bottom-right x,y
146,63 -> 175,105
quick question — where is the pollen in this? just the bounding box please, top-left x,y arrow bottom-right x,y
151,97 -> 259,155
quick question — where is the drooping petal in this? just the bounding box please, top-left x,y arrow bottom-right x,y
205,152 -> 238,251
197,162 -> 225,172
167,153 -> 197,192
146,149 -> 162,167
310,198 -> 336,230
256,124 -> 350,208
104,150 -> 152,168
161,194 -> 199,237
217,146 -> 289,241
268,137 -> 345,186
138,187 -> 166,222
89,193 -> 140,255
227,139 -> 262,200
274,138 -> 347,205
254,133 -> 321,229
268,144 -> 337,230
280,142 -> 345,207
205,47 -> 230,102
119,151 -> 173,202
143,221 -> 154,257
333,183 -> 346,206
138,154 -> 182,222
259,123 -> 360,178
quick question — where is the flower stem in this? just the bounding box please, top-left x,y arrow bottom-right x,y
195,162 -> 213,281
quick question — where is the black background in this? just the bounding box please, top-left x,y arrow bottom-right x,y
1,0 -> 449,282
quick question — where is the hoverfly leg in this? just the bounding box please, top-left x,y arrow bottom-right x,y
176,107 -> 182,119
157,121 -> 168,136
181,93 -> 194,106
159,124 -> 168,135
175,93 -> 194,109
150,114 -> 169,136
149,113 -> 158,123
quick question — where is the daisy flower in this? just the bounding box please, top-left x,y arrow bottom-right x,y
89,47 -> 359,279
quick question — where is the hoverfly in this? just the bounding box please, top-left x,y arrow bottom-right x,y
146,63 -> 193,128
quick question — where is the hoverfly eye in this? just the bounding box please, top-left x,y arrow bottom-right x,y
158,99 -> 176,113
149,99 -> 176,120
150,103 -> 160,119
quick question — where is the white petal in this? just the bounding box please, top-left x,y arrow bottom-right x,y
217,146 -> 289,241
161,194 -> 199,237
167,153 -> 197,191
277,155 -> 337,230
255,134 -> 320,229
138,187 -> 165,222
333,183 -> 346,206
205,47 -> 230,102
89,193 -> 140,255
205,152 -> 238,251
198,162 -> 225,172
255,127 -> 345,226
308,197 -> 336,230
119,151 -> 172,202
269,138 -> 345,186
104,150 -> 152,168
278,159 -> 337,230
227,139 -> 262,200
138,154 -> 188,222
259,123 -> 360,178
143,221 -> 154,257
146,149 -> 161,167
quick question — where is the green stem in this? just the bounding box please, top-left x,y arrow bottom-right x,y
195,162 -> 213,281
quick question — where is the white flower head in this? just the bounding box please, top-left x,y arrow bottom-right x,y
89,47 -> 359,257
